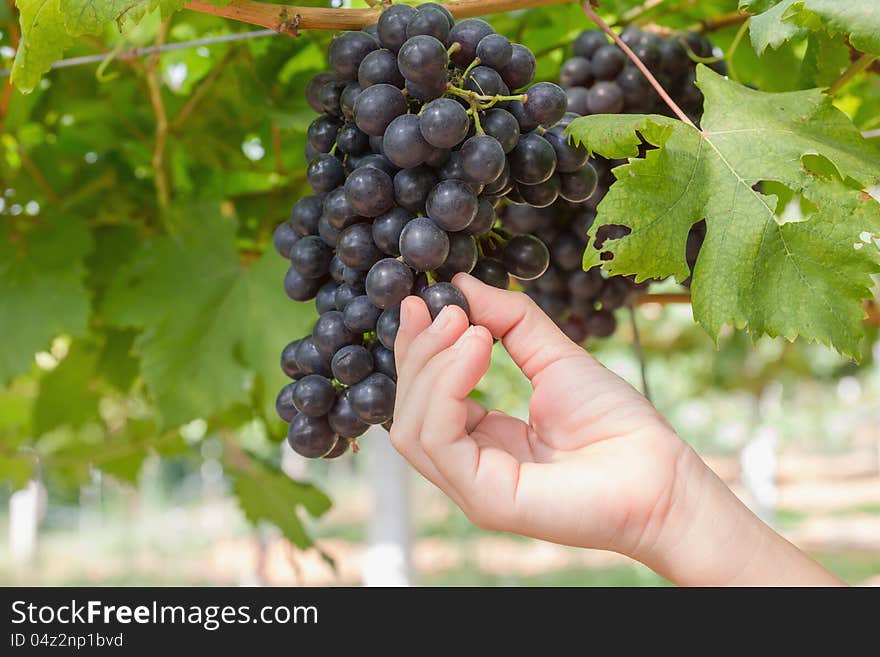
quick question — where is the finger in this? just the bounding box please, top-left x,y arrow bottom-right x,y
396,303 -> 470,391
394,296 -> 432,366
452,272 -> 590,382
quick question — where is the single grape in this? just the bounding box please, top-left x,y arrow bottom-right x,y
435,152 -> 484,195
503,234 -> 550,280
463,66 -> 504,97
426,180 -> 478,231
397,35 -> 448,87
508,133 -> 557,185
288,414 -> 338,458
292,374 -> 336,417
340,82 -> 363,121
459,135 -> 506,185
517,175 -> 560,208
419,98 -> 470,149
329,390 -> 370,439
284,267 -> 326,301
476,34 -> 513,69
337,223 -> 383,271
372,207 -> 413,256
586,81 -> 625,114
328,31 -> 379,80
377,4 -> 417,53
343,295 -> 383,333
592,45 -> 626,81
276,383 -> 297,422
406,5 -> 450,42
273,221 -> 299,258
399,217 -> 450,271
313,310 -> 362,358
329,256 -> 346,284
372,344 -> 397,381
295,337 -> 333,378
419,282 -> 470,319
585,308 -> 617,338
353,83 -> 407,136
480,108 -> 520,153
543,125 -> 589,173
566,87 -> 590,115
344,166 -> 395,217
334,282 -> 364,312
358,48 -> 405,88
507,99 -> 539,132
659,39 -> 689,75
349,373 -> 396,424
419,2 -> 454,28
447,18 -> 494,67
319,80 -> 346,117
498,43 -> 536,90
366,258 -> 415,309
560,57 -> 593,88
383,114 -> 433,169
307,154 -> 346,194
377,307 -> 401,349
280,339 -> 304,379
335,122 -> 370,156
308,114 -> 342,153
471,257 -> 510,289
393,165 -> 438,213
436,233 -> 478,280
323,187 -> 363,231
502,203 -> 553,234
572,29 -> 608,58
559,165 -> 598,203
331,344 -> 375,386
290,235 -> 333,279
482,159 -> 511,197
323,437 -> 352,459
290,195 -> 323,237
306,72 -> 337,113
464,198 -> 497,236
524,82 -> 568,127
316,281 -> 340,314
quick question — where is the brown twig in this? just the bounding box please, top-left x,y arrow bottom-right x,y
183,0 -> 573,32
581,1 -> 698,130
146,22 -> 171,209
696,10 -> 751,34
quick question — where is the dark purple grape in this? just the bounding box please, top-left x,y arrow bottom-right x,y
393,165 -> 437,213
295,337 -> 333,378
435,152 -> 484,195
559,165 -> 598,203
372,346 -> 396,382
383,114 -> 433,169
471,258 -> 510,289
276,383 -> 297,422
524,82 -> 567,126
358,48 -> 405,88
517,175 -> 560,208
281,339 -> 304,379
344,166 -> 394,217
459,135 -> 506,185
288,414 -> 338,458
313,310 -> 362,358
306,72 -> 337,113
436,233 -> 478,280
447,18 -> 494,67
503,234 -> 550,280
559,316 -> 588,343
406,5 -> 451,42
568,269 -> 604,298
560,57 -> 593,88
354,153 -> 398,176
290,236 -> 332,279
366,258 -> 415,309
338,223 -> 383,271
419,98 -> 470,148
273,221 -> 299,258
420,2 -> 454,28
419,282 -> 470,319
319,80 -> 346,117
329,390 -> 370,439
377,307 -> 401,350
509,133 -> 557,185
307,154 -> 346,194
464,198 -> 497,236
399,217 -> 450,271
507,99 -> 539,132
476,33 -> 512,69
405,76 -> 448,102
328,31 -> 379,80
566,87 -> 590,115
426,180 -> 478,231
543,125 -> 589,173
329,256 -> 346,284
349,373 -> 396,424
335,282 -> 364,313
659,39 -> 689,74
551,232 -> 586,272
323,187 -> 362,231
290,195 -> 323,237
331,344 -> 374,386
353,83 -> 408,136
424,147 -> 451,167
398,35 -> 448,87
377,4 -> 416,53
592,45 -> 626,81
481,108 -> 519,153
336,122 -> 370,156
587,81 -> 625,114
372,207 -> 413,256
585,308 -> 617,338
292,374 -> 336,417
342,266 -> 367,288
572,30 -> 608,58
308,114 -> 342,153
316,281 -> 339,314
343,295 -> 382,333
498,44 -> 535,90
323,437 -> 351,459
340,82 -> 363,121
463,65 -> 504,96
284,268 -> 326,301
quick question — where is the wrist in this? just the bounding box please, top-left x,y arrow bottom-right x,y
633,444 -> 843,586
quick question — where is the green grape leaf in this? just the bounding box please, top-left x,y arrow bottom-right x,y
742,0 -> 880,56
102,207 -> 315,428
33,339 -> 102,435
230,460 -> 332,549
0,218 -> 92,384
566,66 -> 880,359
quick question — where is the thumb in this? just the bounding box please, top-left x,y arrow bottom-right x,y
452,272 -> 590,381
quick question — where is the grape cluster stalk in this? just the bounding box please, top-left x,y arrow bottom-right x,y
507,25 -> 724,341
272,5 -> 596,458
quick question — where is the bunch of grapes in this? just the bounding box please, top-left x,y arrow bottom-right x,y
510,25 -> 721,341
272,5 -> 596,459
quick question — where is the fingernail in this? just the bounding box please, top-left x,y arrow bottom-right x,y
454,325 -> 478,350
430,306 -> 453,332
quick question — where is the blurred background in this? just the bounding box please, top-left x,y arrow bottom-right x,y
1,0 -> 879,586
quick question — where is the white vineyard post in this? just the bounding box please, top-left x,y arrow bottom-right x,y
363,425 -> 414,587
9,480 -> 47,577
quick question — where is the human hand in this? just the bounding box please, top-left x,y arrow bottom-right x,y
390,273 -> 841,586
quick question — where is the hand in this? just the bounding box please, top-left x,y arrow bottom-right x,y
390,273 -> 842,586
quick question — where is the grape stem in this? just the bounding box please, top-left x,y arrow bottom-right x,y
461,56 -> 482,81
447,42 -> 462,56
470,103 -> 486,135
445,83 -> 527,107
581,1 -> 699,131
